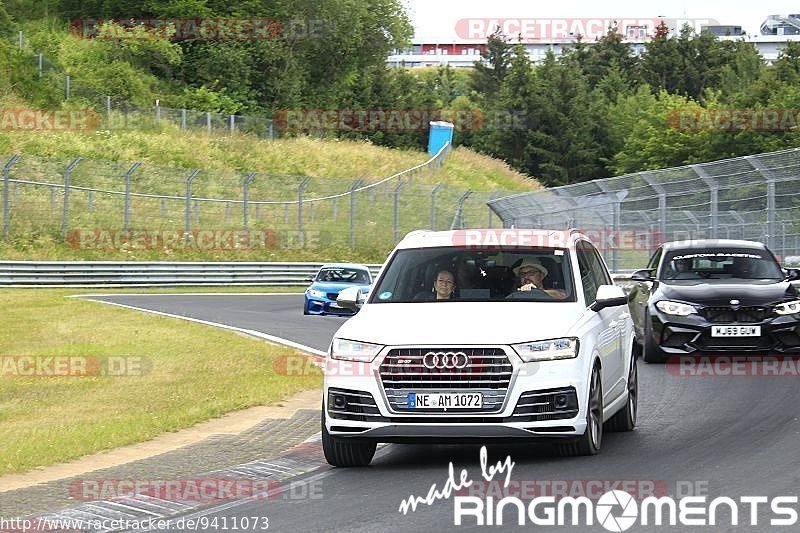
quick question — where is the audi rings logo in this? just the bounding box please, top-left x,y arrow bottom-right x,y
422,351 -> 469,369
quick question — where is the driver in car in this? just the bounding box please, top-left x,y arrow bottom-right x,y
515,258 -> 567,299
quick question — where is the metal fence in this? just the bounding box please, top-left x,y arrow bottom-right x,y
0,261 -> 382,287
97,97 -> 278,138
11,31 -> 278,138
0,143 -> 509,251
488,147 -> 800,271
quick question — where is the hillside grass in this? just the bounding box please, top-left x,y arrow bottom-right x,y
0,127 -> 539,262
0,127 -> 534,192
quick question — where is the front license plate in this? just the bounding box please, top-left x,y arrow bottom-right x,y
711,325 -> 761,337
407,392 -> 483,409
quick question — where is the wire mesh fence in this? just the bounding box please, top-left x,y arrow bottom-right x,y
10,31 -> 278,138
1,143 -> 517,254
488,147 -> 800,271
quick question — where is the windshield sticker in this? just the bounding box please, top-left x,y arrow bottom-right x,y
554,250 -> 564,256
379,291 -> 392,300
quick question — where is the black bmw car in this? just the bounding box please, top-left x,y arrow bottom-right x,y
628,240 -> 800,363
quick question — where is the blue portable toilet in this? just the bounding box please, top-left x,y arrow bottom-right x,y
427,121 -> 454,155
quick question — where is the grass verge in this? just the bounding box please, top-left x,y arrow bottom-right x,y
0,289 -> 321,476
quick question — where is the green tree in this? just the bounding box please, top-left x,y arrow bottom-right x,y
486,48 -> 603,185
576,22 -> 639,89
610,90 -> 714,173
772,41 -> 800,84
0,3 -> 15,37
482,43 -> 536,172
639,21 -> 682,93
470,28 -> 513,101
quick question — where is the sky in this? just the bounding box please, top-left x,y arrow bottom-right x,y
406,0 -> 798,41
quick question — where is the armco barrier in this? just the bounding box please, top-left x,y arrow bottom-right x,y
1,263 -> 788,288
0,261 -> 383,287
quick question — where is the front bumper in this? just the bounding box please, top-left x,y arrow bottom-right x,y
322,347 -> 589,441
305,296 -> 356,316
649,307 -> 800,354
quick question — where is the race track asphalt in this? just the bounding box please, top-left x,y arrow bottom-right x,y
76,294 -> 800,532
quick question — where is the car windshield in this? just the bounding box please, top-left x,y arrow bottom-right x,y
369,246 -> 575,302
316,268 -> 370,283
660,250 -> 784,281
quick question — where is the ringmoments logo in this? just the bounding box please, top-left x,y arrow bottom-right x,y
398,447 -> 800,529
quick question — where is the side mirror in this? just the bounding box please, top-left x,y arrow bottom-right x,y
590,285 -> 630,312
785,268 -> 800,281
337,286 -> 365,310
307,275 -> 315,283
630,269 -> 655,282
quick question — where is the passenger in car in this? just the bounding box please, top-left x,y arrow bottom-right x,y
414,269 -> 457,300
514,258 -> 567,299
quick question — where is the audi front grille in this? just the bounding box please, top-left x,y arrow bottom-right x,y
378,347 -> 513,413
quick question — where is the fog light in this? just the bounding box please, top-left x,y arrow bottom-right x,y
554,395 -> 568,409
332,395 -> 347,409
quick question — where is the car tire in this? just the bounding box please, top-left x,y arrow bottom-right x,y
606,352 -> 637,432
303,299 -> 310,315
558,365 -> 602,456
642,315 -> 667,364
321,408 -> 376,467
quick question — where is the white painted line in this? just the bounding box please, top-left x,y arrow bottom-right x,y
76,297 -> 327,358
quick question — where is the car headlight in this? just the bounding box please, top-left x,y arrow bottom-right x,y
774,300 -> 800,315
307,289 -> 325,298
330,338 -> 383,362
512,338 -> 579,362
655,300 -> 697,316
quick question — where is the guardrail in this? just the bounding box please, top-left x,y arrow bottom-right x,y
0,261 -> 383,287
0,263 -> 791,288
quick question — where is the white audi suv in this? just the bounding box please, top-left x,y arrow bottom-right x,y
322,229 -> 637,466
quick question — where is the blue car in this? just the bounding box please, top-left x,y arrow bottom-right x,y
304,263 -> 372,316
